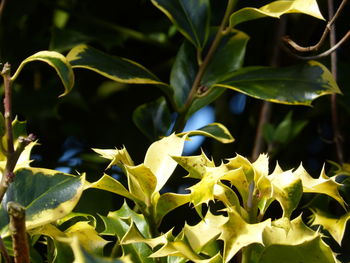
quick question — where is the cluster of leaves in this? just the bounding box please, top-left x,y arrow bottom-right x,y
0,0 -> 349,262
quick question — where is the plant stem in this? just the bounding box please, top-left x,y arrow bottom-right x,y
0,64 -> 35,202
7,202 -> 30,263
328,0 -> 344,164
173,0 -> 236,132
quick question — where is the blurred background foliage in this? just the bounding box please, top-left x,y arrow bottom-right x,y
0,0 -> 349,215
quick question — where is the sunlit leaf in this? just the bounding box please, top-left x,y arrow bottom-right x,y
219,210 -> 271,262
0,168 -> 85,235
125,164 -> 157,207
269,168 -> 303,218
188,164 -> 228,206
230,0 -> 324,28
214,61 -> 341,105
178,123 -> 234,144
260,216 -> 337,263
67,236 -> 127,263
65,221 -> 109,255
144,133 -> 186,193
86,174 -> 136,202
155,193 -> 190,226
310,209 -> 350,245
183,211 -> 225,252
99,202 -> 153,263
92,147 -> 134,169
294,165 -> 346,208
172,150 -> 215,179
11,50 -> 74,97
150,0 -> 210,48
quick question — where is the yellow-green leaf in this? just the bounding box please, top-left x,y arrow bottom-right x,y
172,150 -> 215,179
183,211 -> 226,252
260,216 -> 337,263
11,50 -> 74,97
295,165 -> 346,208
65,221 -> 109,255
144,133 -> 186,193
86,174 -> 136,202
310,209 -> 350,245
155,193 -> 190,226
188,164 -> 228,207
219,210 -> 271,262
178,123 -> 234,144
230,0 -> 324,28
269,169 -> 303,218
125,164 -> 157,207
92,147 -> 134,169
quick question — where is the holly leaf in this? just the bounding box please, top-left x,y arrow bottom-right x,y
150,0 -> 210,48
230,0 -> 324,28
219,210 -> 271,262
11,50 -> 74,97
310,209 -> 350,245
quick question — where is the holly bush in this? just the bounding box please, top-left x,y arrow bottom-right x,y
0,0 -> 349,262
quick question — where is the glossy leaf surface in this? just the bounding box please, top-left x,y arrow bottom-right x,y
150,0 -> 210,48
178,122 -> 234,144
230,0 -> 324,28
310,209 -> 350,245
260,216 -> 337,263
11,50 -> 74,96
144,133 -> 186,193
215,61 -> 341,105
170,41 -> 198,109
133,97 -> 172,141
67,44 -> 168,87
0,168 -> 85,235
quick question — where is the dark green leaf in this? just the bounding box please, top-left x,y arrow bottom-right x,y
170,41 -> 198,110
150,0 -> 210,48
67,45 -> 169,93
132,97 -> 172,141
202,30 -> 249,86
214,61 -> 341,105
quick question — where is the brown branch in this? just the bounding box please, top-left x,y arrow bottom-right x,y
282,0 -> 348,52
0,64 -> 36,202
0,0 -> 7,20
7,202 -> 30,263
283,30 -> 350,60
328,0 -> 344,163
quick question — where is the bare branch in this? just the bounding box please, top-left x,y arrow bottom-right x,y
284,30 -> 350,60
282,0 -> 348,52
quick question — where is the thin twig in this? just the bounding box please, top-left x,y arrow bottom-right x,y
7,202 -> 30,263
282,0 -> 348,52
0,0 -> 6,20
284,30 -> 350,60
251,17 -> 286,161
0,64 -> 36,202
328,0 -> 344,163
